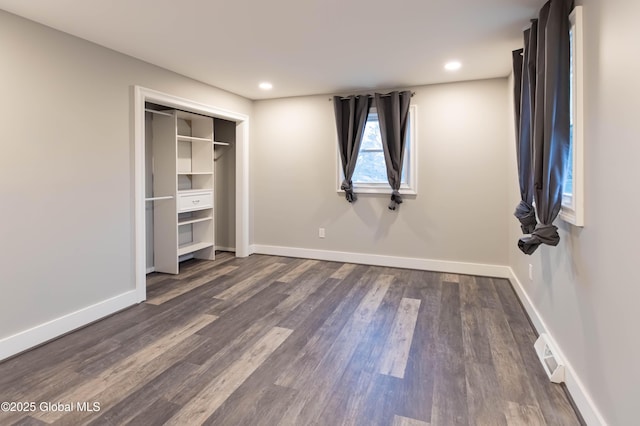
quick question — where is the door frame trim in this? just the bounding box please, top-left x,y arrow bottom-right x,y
133,86 -> 250,302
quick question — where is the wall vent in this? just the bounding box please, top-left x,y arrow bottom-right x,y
534,334 -> 565,383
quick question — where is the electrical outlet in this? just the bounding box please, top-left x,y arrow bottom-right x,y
528,264 -> 534,280
319,228 -> 325,238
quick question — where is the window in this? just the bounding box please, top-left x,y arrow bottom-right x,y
560,6 -> 584,226
338,105 -> 417,194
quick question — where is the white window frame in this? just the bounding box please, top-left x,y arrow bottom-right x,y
560,6 -> 584,226
337,104 -> 417,195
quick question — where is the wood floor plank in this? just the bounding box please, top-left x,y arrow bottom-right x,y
504,401 -> 547,426
459,275 -> 493,365
378,297 -> 421,378
330,262 -> 358,279
193,282 -> 288,342
465,361 -> 508,426
8,416 -> 48,426
205,384 -> 298,426
275,259 -> 319,283
277,276 -> 342,329
146,264 -> 238,305
393,270 -> 441,423
165,326 -> 293,425
393,414 -> 431,426
356,374 -> 403,426
484,307 -> 538,407
277,274 -> 392,424
87,361 -> 200,425
474,276 -> 503,310
319,278 -> 405,426
431,282 -> 469,426
214,262 -> 285,301
273,260 -> 337,295
275,272 -> 391,390
441,273 -> 460,283
273,267 -> 373,389
125,397 -> 182,426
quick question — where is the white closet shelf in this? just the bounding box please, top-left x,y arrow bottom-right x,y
177,171 -> 213,175
178,216 -> 213,226
178,241 -> 214,256
145,195 -> 174,201
213,141 -> 230,146
177,189 -> 213,194
177,135 -> 213,142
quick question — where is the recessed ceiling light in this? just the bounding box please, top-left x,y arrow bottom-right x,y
444,61 -> 462,71
259,82 -> 273,90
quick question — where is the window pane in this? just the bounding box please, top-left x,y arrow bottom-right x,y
352,112 -> 409,185
353,151 -> 387,183
360,116 -> 382,150
564,28 -> 574,198
564,125 -> 574,196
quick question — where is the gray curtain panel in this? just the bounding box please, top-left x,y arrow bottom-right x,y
518,0 -> 573,255
512,29 -> 537,234
375,91 -> 412,210
333,95 -> 372,202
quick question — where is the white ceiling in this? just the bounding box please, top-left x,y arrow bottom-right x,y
0,0 -> 542,100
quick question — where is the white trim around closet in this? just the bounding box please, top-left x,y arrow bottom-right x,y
134,86 -> 250,302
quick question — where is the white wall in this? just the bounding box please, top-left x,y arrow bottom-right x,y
507,0 -> 640,423
0,10 -> 251,350
252,79 -> 510,267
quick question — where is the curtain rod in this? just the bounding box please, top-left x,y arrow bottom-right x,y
328,92 -> 415,101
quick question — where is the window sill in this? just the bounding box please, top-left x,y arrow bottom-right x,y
559,206 -> 584,227
337,184 -> 417,196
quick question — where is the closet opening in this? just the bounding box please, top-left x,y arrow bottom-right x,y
134,87 -> 249,302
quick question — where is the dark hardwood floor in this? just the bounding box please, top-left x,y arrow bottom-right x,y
0,253 -> 582,425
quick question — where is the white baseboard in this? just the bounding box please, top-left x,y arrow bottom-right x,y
508,268 -> 607,426
251,244 -> 511,278
0,290 -> 139,362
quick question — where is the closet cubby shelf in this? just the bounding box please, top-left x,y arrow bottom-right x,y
177,135 -> 212,142
178,215 -> 213,226
177,171 -> 214,175
178,241 -> 214,257
177,188 -> 213,194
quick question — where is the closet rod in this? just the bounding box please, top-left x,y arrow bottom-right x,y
145,108 -> 174,117
145,196 -> 174,201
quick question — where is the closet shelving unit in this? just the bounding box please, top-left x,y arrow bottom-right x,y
148,108 -> 216,274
